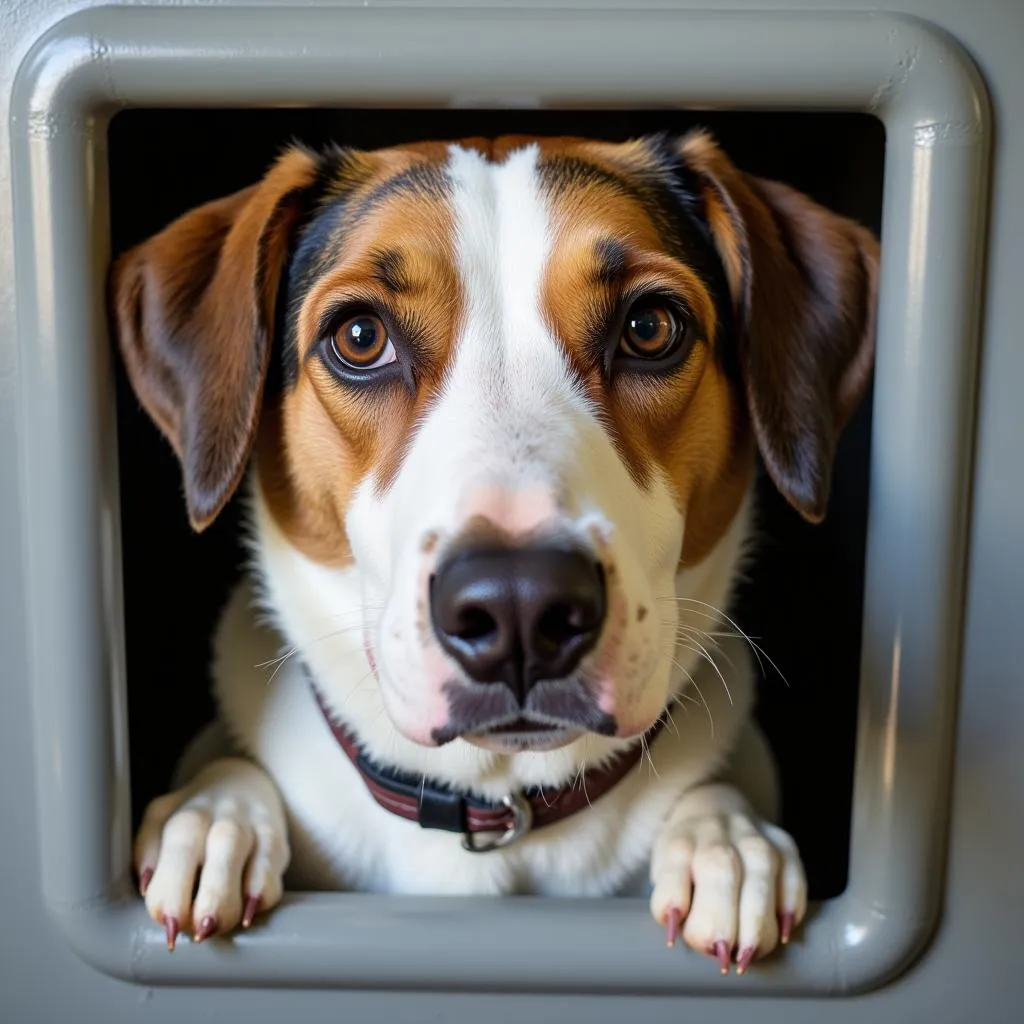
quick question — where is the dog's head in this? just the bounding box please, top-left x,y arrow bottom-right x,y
111,132 -> 877,754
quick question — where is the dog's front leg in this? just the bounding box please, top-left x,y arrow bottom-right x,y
133,757 -> 289,948
649,783 -> 807,975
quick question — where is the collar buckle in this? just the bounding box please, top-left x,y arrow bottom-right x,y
461,792 -> 533,853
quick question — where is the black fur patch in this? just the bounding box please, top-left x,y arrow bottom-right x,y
370,248 -> 409,294
642,133 -> 739,384
592,237 -> 629,287
348,163 -> 450,227
268,150 -> 370,392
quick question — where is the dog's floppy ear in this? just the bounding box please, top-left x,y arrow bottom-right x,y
679,130 -> 880,523
109,147 -> 320,531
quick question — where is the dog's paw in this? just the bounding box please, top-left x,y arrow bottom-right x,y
649,786 -> 807,975
132,757 -> 290,949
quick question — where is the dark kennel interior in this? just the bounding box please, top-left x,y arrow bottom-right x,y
108,108 -> 884,902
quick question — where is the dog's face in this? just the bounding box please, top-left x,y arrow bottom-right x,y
112,132 -> 878,754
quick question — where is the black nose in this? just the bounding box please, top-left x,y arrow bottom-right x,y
430,545 -> 606,700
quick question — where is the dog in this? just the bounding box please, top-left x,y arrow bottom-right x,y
110,129 -> 878,975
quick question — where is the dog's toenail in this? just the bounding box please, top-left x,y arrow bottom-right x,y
241,895 -> 261,929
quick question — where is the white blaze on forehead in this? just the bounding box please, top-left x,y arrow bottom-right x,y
438,143 -> 590,495
446,143 -> 557,379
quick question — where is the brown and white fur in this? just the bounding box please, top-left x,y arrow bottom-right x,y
111,131 -> 878,973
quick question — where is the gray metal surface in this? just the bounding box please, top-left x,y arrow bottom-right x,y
1,0 -> 1021,1021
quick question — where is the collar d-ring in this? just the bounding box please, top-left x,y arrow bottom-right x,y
461,792 -> 534,853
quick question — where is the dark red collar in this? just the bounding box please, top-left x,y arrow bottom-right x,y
311,685 -> 665,853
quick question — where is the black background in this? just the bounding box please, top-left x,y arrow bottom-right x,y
108,108 -> 884,900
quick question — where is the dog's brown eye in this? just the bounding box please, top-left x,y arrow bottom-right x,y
620,304 -> 680,359
331,315 -> 395,369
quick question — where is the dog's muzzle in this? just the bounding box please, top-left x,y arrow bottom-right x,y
429,542 -> 608,737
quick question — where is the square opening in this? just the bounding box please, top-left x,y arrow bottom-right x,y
109,107 -> 885,904
11,5 -> 986,996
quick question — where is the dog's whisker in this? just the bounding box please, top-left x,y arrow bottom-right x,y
256,614 -> 385,687
571,760 -> 587,798
667,692 -> 693,716
581,766 -> 594,807
385,726 -> 399,763
675,637 -> 732,706
670,657 -> 715,738
696,630 -> 787,687
668,694 -> 695,722
328,668 -> 378,714
257,620 -> 380,669
667,596 -> 788,687
680,624 -> 772,673
265,658 -> 292,686
640,733 -> 660,779
676,626 -> 737,671
262,642 -> 371,688
675,623 -> 728,652
255,648 -> 297,671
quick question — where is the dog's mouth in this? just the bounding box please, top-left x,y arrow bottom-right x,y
460,710 -> 597,752
432,678 -> 616,749
482,716 -> 562,736
464,716 -> 581,752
